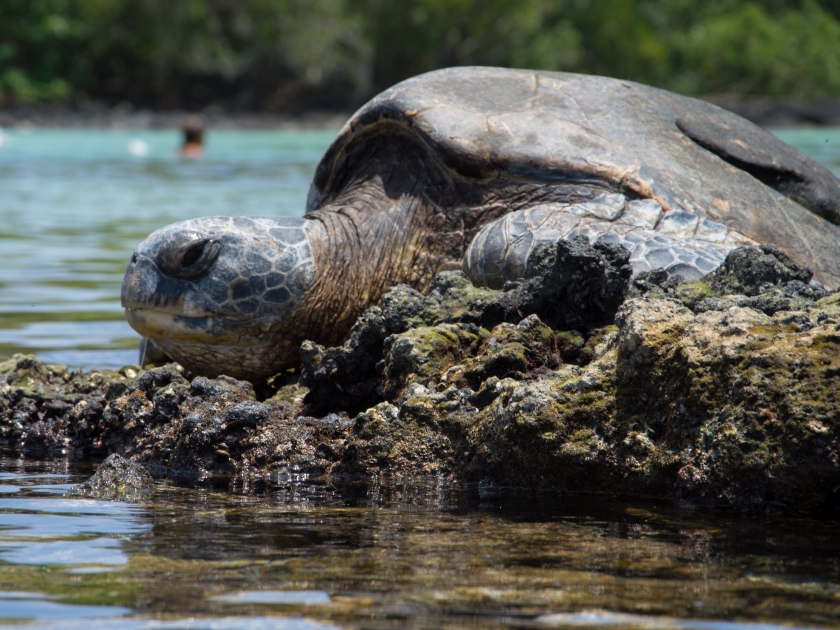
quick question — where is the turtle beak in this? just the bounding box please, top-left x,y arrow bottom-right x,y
121,251 -> 190,313
121,252 -> 159,310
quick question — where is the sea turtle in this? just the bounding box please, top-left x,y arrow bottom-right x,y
121,66 -> 840,380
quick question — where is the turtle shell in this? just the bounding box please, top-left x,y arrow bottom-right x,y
310,66 -> 840,286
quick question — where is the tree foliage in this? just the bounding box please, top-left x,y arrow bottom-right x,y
2,0 -> 840,108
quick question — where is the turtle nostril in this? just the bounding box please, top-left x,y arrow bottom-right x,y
130,253 -> 138,265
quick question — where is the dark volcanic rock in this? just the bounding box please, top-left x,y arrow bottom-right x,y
478,236 -> 633,331
298,244 -> 840,512
300,307 -> 389,415
300,237 -> 630,414
627,268 -> 685,298
76,453 -> 154,500
2,245 -> 839,513
627,245 -> 831,320
0,354 -> 340,478
707,244 -> 815,297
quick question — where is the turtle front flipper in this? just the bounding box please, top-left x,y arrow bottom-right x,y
675,106 -> 840,226
463,194 -> 747,288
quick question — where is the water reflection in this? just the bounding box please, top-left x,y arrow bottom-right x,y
0,482 -> 151,577
1,538 -> 126,565
0,460 -> 836,629
0,591 -> 131,622
1,615 -> 339,630
533,611 -> 823,629
1,124 -> 840,627
210,591 -> 332,605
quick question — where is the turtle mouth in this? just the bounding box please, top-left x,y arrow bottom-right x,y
124,307 -> 245,346
125,306 -> 298,379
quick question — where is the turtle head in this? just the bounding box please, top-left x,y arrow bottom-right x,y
121,216 -> 319,379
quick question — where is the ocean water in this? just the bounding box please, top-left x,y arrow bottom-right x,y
0,126 -> 839,371
0,458 -> 838,629
0,128 -> 335,370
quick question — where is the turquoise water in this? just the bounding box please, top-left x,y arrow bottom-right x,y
0,126 -> 839,370
0,459 -> 838,629
0,128 -> 336,369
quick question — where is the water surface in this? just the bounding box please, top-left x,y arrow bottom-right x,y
1,126 -> 839,370
0,459 -> 838,629
0,128 -> 335,369
1,126 -> 840,629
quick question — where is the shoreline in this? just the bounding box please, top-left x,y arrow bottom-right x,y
707,95 -> 840,127
0,104 -> 351,130
2,97 -> 840,130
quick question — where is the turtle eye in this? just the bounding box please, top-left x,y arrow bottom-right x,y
158,236 -> 221,279
181,240 -> 209,269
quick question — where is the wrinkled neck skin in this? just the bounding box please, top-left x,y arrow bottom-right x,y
302,124 -> 619,345
123,125 -> 622,380
304,187 -> 437,348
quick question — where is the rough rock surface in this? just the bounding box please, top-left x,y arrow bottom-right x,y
1,243 -> 839,513
300,238 -> 627,415
75,453 -> 154,500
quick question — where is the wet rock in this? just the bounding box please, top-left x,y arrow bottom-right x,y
75,453 -> 154,500
301,237 -> 629,414
0,354 -> 346,478
189,374 -> 255,400
607,297 -> 840,511
224,401 -> 270,429
300,307 -> 389,415
136,365 -> 180,394
644,246 -> 833,320
310,246 -> 840,511
628,268 -> 685,298
334,401 -> 456,477
0,354 -> 130,456
380,315 -> 587,402
2,245 -> 840,513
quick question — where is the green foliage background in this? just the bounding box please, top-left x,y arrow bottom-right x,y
2,0 -> 840,109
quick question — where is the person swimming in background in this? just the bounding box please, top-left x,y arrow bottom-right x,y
179,116 -> 204,158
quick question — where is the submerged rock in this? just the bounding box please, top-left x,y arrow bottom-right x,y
1,244 -> 838,513
76,453 -> 154,500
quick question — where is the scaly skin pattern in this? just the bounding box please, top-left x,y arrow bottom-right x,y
122,216 -> 319,378
122,67 -> 840,380
464,193 -> 751,289
121,128 -> 747,379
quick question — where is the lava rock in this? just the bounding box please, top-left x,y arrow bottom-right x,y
300,236 -> 630,414
478,236 -> 633,331
300,307 -> 389,415
224,401 -> 271,429
75,453 -> 154,500
707,244 -> 815,296
628,268 -> 685,298
2,244 -> 840,513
